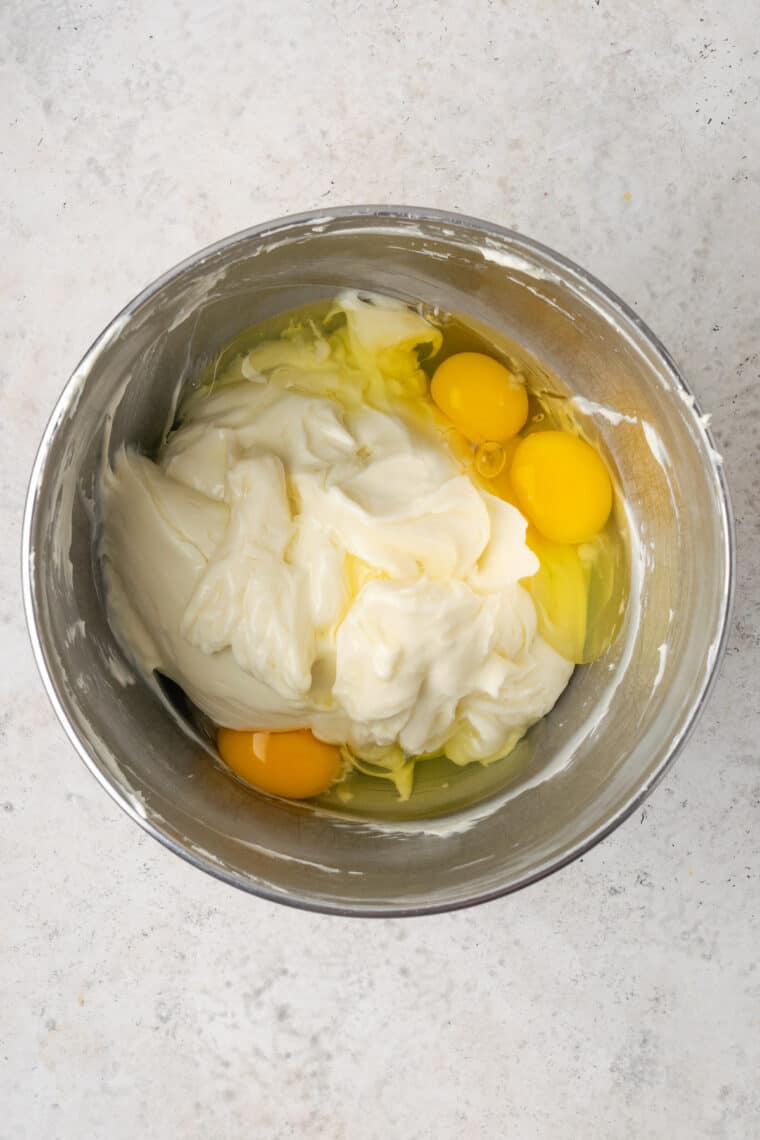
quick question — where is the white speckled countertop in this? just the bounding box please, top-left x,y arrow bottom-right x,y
2,1 -> 758,1136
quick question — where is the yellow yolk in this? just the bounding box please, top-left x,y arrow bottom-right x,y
217,727 -> 341,799
510,430 -> 613,544
430,352 -> 529,443
522,526 -> 590,663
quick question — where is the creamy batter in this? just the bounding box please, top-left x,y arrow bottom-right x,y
102,293 -> 574,774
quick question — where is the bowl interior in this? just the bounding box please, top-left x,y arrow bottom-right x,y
24,210 -> 732,914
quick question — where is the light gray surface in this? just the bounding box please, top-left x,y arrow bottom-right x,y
1,0 -> 758,1136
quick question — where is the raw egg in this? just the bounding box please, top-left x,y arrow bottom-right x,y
217,727 -> 341,799
522,526 -> 590,664
430,352 -> 529,443
510,430 -> 612,544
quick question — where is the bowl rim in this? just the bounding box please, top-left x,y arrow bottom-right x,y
21,204 -> 736,917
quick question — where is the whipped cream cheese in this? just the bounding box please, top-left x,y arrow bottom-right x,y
102,293 -> 573,768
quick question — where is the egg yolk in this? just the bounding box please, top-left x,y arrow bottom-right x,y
522,526 -> 590,663
217,727 -> 341,799
430,352 -> 529,443
510,430 -> 613,544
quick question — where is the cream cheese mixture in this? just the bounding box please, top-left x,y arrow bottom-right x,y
102,292 -> 574,774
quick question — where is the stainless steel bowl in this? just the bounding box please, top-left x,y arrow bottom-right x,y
22,207 -> 734,915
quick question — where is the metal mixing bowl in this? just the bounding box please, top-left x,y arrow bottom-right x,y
22,207 -> 734,915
